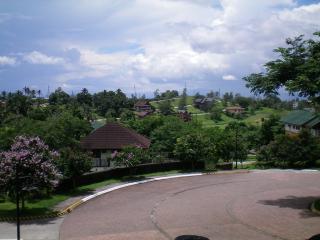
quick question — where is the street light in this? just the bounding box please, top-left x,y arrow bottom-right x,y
15,160 -> 33,240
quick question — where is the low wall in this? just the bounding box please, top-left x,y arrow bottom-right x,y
57,161 -> 232,191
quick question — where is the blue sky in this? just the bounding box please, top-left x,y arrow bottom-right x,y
0,0 -> 319,96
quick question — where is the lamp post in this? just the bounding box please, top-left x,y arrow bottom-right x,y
15,160 -> 21,240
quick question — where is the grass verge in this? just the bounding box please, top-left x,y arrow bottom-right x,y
0,170 -> 182,218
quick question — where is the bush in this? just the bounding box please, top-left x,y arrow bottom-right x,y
256,130 -> 320,168
113,145 -> 150,168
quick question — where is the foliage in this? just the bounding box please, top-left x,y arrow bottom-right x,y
150,117 -> 198,156
210,105 -> 223,122
56,147 -> 92,187
6,91 -> 32,116
49,87 -> 71,105
0,136 -> 61,207
178,88 -> 187,110
93,89 -> 131,117
244,32 -> 320,103
257,130 -> 320,168
158,100 -> 174,115
120,109 -> 135,121
174,133 -> 207,168
259,114 -> 284,146
76,88 -> 92,106
224,121 -> 249,165
113,146 -> 149,167
0,111 -> 92,151
127,115 -> 165,137
154,89 -> 179,100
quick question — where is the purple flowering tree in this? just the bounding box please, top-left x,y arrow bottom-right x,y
113,145 -> 146,168
0,136 -> 61,209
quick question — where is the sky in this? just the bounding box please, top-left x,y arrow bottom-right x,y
0,0 -> 319,97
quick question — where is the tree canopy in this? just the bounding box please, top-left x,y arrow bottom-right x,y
244,32 -> 320,103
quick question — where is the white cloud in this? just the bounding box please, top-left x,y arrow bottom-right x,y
0,56 -> 16,66
222,74 -> 237,80
6,0 -> 319,94
23,51 -> 64,65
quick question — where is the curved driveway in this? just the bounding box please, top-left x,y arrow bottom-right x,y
60,171 -> 320,240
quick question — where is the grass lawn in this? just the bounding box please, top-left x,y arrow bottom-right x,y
0,170 -> 182,217
243,107 -> 289,125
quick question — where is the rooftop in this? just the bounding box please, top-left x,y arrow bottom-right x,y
281,110 -> 320,126
81,122 -> 151,150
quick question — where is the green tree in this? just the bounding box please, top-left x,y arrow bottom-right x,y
244,32 -> 320,104
76,88 -> 92,106
178,88 -> 187,111
6,91 -> 32,116
56,148 -> 92,188
174,133 -> 206,169
210,104 -> 222,122
158,100 -> 174,115
257,130 -> 320,168
225,121 -> 248,168
259,114 -> 284,146
49,87 -> 70,105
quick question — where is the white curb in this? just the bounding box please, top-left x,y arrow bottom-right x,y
81,173 -> 203,203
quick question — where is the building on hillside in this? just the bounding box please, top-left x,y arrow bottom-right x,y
281,110 -> 320,137
80,122 -> 151,167
134,100 -> 153,118
225,106 -> 245,115
134,100 -> 152,112
193,97 -> 214,109
0,100 -> 6,108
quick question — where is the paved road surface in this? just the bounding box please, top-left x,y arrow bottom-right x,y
60,171 -> 320,240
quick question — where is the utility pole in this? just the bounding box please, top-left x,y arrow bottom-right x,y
235,125 -> 238,169
15,161 -> 21,240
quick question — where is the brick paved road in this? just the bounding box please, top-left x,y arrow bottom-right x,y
60,171 -> 320,240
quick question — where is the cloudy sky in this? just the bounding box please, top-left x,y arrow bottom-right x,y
0,0 -> 319,96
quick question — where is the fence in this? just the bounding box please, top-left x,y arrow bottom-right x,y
57,161 -> 232,191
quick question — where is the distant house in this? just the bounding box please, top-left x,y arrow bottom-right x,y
225,106 -> 245,114
134,100 -> 152,112
194,97 -> 214,109
281,110 -> 320,137
0,100 -> 6,108
134,100 -> 153,118
81,122 -> 151,167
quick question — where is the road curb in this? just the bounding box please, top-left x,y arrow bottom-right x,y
0,170 -> 250,222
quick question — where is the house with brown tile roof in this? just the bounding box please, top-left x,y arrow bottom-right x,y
225,106 -> 245,114
81,122 -> 151,167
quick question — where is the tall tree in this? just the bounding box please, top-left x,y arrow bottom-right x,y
49,87 -> 70,105
178,88 -> 187,110
244,32 -> 320,104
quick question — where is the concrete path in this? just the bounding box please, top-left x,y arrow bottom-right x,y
60,171 -> 320,240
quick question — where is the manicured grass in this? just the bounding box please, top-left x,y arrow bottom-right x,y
243,107 -> 288,125
0,170 -> 182,217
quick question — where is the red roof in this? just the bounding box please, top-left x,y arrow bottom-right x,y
80,122 -> 151,150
